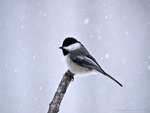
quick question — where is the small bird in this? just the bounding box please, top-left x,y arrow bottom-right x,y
59,37 -> 123,87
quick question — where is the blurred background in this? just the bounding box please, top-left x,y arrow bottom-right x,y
0,0 -> 150,113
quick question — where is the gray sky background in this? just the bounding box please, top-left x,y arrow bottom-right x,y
0,0 -> 150,113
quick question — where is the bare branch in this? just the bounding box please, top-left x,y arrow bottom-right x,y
48,70 -> 74,113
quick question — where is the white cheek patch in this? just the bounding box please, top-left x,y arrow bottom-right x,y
64,43 -> 81,51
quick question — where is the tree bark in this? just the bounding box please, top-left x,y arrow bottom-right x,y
48,70 -> 74,113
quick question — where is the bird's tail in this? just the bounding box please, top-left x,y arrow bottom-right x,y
102,71 -> 123,87
97,66 -> 123,87
103,72 -> 123,87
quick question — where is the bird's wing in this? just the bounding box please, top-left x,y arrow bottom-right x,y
71,55 -> 106,74
71,55 -> 123,87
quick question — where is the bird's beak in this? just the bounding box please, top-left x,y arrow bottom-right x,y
59,46 -> 63,49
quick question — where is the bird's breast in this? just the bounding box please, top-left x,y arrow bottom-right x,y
66,55 -> 93,75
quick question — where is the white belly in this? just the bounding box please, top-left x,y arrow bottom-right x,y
66,55 -> 92,75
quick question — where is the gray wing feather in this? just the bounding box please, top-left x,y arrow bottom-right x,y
71,55 -> 123,87
71,55 -> 105,74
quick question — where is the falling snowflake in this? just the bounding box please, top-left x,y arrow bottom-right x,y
34,97 -> 38,101
102,3 -> 106,7
98,36 -> 102,40
124,31 -> 129,35
21,26 -> 24,29
23,93 -> 26,96
122,59 -> 126,64
105,16 -> 108,19
147,65 -> 150,70
105,53 -> 110,59
84,18 -> 89,24
32,56 -> 36,60
21,48 -> 24,51
14,69 -> 18,72
39,86 -> 42,90
43,14 -> 46,16
28,85 -> 31,88
4,64 -> 7,67
90,35 -> 93,38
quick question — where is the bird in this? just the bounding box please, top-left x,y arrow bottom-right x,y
59,37 -> 123,87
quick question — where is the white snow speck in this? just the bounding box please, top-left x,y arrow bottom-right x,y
122,59 -> 126,64
104,10 -> 107,13
112,95 -> 116,99
121,105 -> 125,109
116,3 -> 120,6
90,35 -> 93,38
105,16 -> 108,19
21,26 -> 24,29
21,48 -> 24,51
139,71 -> 142,75
100,57 -> 103,60
105,53 -> 110,59
34,97 -> 38,101
25,52 -> 28,55
19,104 -> 23,107
4,64 -> 7,67
134,95 -> 137,99
20,15 -> 25,21
32,56 -> 36,60
39,86 -> 42,90
148,56 -> 150,59
84,18 -> 89,24
43,14 -> 46,16
98,36 -> 102,40
14,69 -> 18,72
147,65 -> 150,70
102,3 -> 106,7
28,85 -> 31,88
23,93 -> 26,96
124,31 -> 129,35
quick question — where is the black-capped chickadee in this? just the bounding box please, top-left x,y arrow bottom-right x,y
59,37 -> 123,87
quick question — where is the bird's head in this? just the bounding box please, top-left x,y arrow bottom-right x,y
59,37 -> 82,56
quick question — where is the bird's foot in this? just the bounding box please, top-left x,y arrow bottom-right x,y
64,70 -> 75,81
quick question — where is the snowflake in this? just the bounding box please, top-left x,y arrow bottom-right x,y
124,31 -> 129,35
32,56 -> 36,60
84,18 -> 89,24
105,53 -> 110,59
14,69 -> 18,72
147,65 -> 150,70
